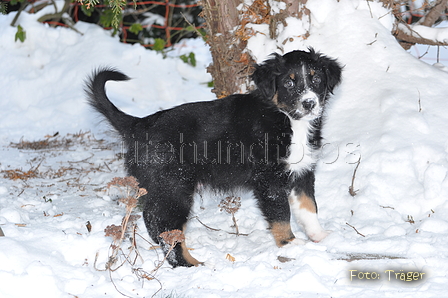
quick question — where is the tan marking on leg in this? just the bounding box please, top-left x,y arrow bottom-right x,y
298,193 -> 317,213
181,224 -> 203,267
180,241 -> 202,267
289,190 -> 328,242
270,222 -> 295,247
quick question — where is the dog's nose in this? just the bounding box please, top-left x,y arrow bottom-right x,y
300,91 -> 318,111
302,99 -> 316,111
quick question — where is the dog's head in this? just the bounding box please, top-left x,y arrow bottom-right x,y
252,48 -> 342,120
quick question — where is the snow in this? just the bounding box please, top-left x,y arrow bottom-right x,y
1,0 -> 448,297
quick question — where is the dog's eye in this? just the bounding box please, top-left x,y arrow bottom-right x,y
284,79 -> 294,88
312,75 -> 321,85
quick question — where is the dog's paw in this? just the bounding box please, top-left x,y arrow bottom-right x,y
308,230 -> 331,243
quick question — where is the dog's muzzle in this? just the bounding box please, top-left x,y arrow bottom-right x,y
292,91 -> 320,120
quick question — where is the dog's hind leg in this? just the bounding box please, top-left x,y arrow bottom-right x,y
142,185 -> 202,267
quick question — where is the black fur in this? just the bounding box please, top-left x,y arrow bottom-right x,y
86,48 -> 342,267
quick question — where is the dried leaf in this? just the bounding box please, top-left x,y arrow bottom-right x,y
104,224 -> 122,241
107,176 -> 140,189
2,168 -> 39,180
119,196 -> 138,208
226,253 -> 235,262
86,221 -> 92,233
219,196 -> 241,214
159,230 -> 185,246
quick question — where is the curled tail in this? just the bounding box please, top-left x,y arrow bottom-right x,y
85,67 -> 136,136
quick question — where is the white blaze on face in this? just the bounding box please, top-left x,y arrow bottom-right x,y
301,64 -> 309,88
294,64 -> 321,119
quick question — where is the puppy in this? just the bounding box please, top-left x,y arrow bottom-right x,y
86,48 -> 342,267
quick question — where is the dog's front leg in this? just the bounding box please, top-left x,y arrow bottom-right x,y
289,170 -> 329,242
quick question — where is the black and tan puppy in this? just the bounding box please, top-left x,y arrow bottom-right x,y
86,48 -> 342,267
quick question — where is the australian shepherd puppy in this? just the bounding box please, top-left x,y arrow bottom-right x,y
86,48 -> 342,267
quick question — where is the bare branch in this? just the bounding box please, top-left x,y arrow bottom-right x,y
418,0 -> 448,27
393,23 -> 448,50
381,0 -> 448,49
349,156 -> 361,197
346,222 -> 365,237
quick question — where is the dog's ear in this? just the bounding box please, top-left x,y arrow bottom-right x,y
251,53 -> 284,99
322,57 -> 343,93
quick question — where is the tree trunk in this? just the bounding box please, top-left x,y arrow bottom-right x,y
201,1 -> 311,97
201,0 -> 254,98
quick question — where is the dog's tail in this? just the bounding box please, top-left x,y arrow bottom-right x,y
85,67 -> 136,136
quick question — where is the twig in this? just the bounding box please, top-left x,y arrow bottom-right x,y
18,188 -> 25,197
218,196 -> 243,235
180,12 -> 205,40
380,205 -> 395,210
406,215 -> 415,224
346,222 -> 365,237
37,0 -> 70,24
231,213 -> 240,236
349,156 -> 361,197
10,0 -> 29,27
103,162 -> 112,172
109,267 -> 133,298
94,252 -> 107,271
150,244 -> 176,273
67,153 -> 94,164
418,45 -> 430,59
417,89 -> 422,112
192,216 -> 249,236
192,216 -> 221,231
366,0 -> 373,18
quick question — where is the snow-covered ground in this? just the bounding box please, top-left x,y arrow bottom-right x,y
1,0 -> 448,297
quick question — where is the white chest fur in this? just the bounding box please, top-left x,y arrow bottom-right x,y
286,118 -> 317,176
